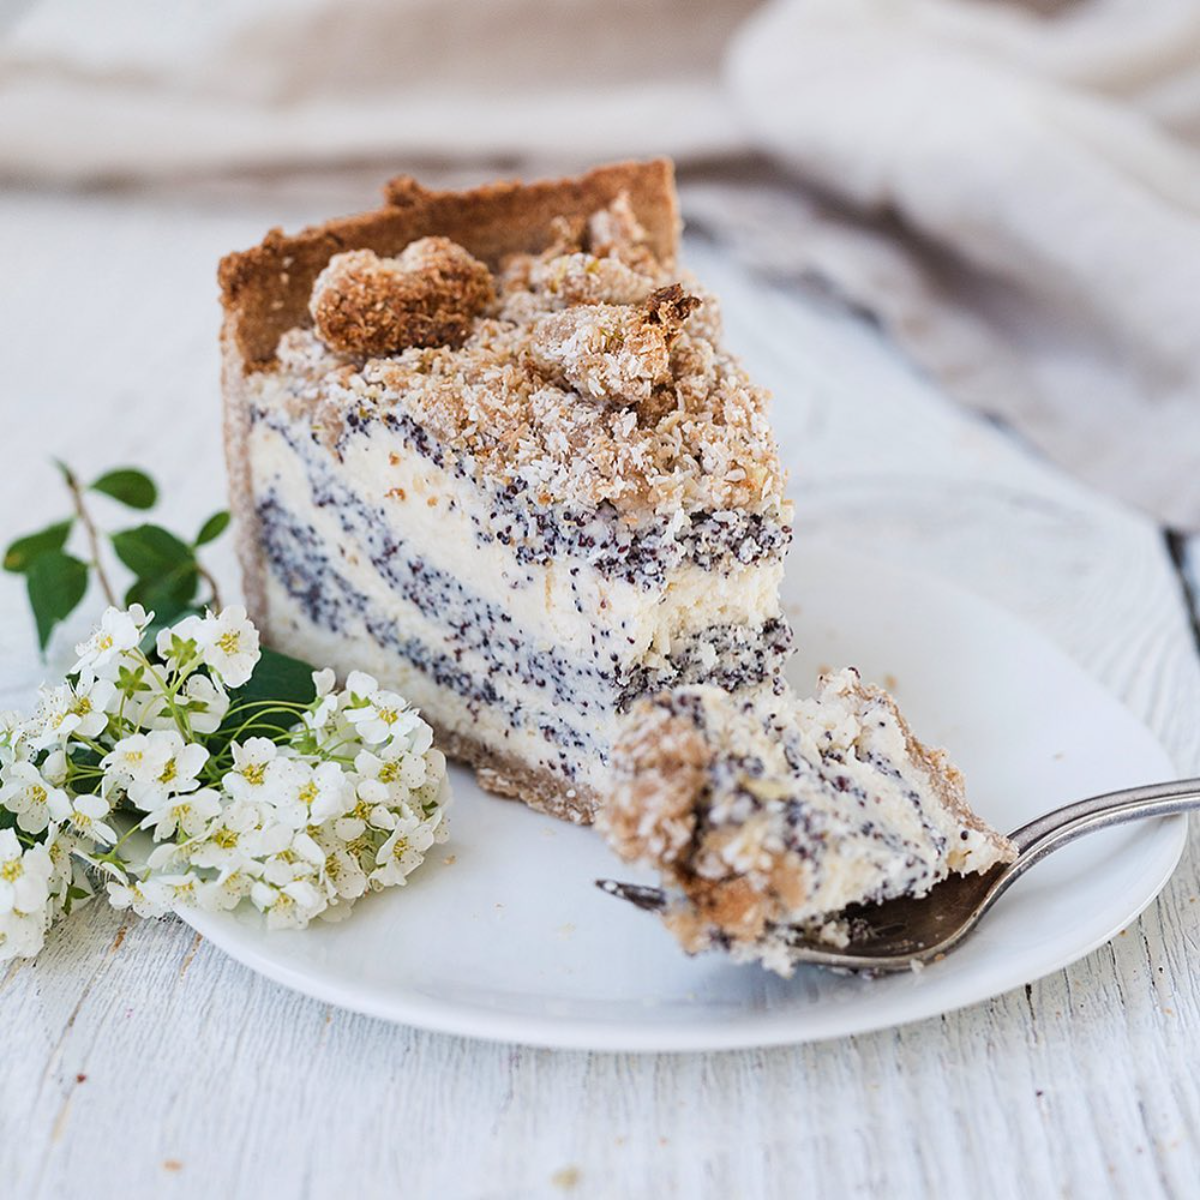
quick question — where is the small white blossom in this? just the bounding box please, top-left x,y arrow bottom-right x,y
156,613 -> 204,667
44,825 -> 84,906
0,907 -> 48,960
106,878 -> 165,919
196,869 -> 254,912
271,760 -> 352,829
73,605 -> 148,679
103,730 -> 173,785
345,670 -> 379,698
141,872 -> 204,911
223,737 -> 279,802
140,786 -> 223,842
0,760 -> 71,834
179,675 -> 230,735
68,793 -> 118,846
260,838 -> 321,887
303,668 -> 339,734
195,606 -> 260,688
31,678 -> 116,749
110,730 -> 208,811
0,710 -> 31,766
41,748 -> 68,786
140,674 -> 230,737
355,743 -> 430,796
345,686 -> 422,747
250,878 -> 326,930
187,801 -> 290,872
322,844 -> 370,901
0,830 -> 53,916
371,814 -> 440,888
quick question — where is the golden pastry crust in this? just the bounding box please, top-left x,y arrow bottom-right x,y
219,159 -> 681,371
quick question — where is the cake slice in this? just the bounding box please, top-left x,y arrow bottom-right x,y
600,669 -> 1017,974
219,161 -> 793,823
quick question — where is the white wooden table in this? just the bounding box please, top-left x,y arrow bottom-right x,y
1,181 -> 1198,1199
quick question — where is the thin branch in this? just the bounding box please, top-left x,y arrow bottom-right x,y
196,561 -> 222,611
63,465 -> 117,606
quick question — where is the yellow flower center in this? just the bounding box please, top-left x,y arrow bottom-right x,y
70,697 -> 92,717
298,781 -> 318,806
378,761 -> 400,784
213,828 -> 239,850
1,860 -> 22,882
217,630 -> 241,655
98,634 -> 113,652
30,785 -> 46,806
241,762 -> 265,786
378,707 -> 399,726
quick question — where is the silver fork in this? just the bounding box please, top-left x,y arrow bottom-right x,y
597,779 -> 1198,973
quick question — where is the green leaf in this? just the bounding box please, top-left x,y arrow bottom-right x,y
194,510 -> 231,547
231,644 -> 317,714
25,550 -> 89,651
125,567 -> 200,624
3,518 -> 73,574
211,645 -> 317,754
91,468 -> 158,510
111,524 -> 194,578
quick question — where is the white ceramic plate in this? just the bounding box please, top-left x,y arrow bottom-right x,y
182,542 -> 1186,1051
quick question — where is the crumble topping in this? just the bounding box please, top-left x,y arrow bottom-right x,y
528,284 -> 700,410
529,251 -> 654,307
586,191 -> 659,273
310,238 -> 495,356
280,194 -> 786,521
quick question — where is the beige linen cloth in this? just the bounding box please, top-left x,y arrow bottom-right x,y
4,0 -> 1200,527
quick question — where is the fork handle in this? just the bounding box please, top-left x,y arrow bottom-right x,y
982,778 -> 1200,913
1009,778 -> 1200,851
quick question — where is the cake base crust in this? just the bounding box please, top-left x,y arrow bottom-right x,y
431,722 -> 600,825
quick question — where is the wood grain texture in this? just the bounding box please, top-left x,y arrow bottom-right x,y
0,186 -> 1198,1200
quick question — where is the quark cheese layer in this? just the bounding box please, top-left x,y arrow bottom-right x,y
245,384 -> 793,791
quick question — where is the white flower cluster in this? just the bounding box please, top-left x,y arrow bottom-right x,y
0,605 -> 449,961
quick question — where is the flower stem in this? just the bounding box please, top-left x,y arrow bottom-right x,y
63,465 -> 117,606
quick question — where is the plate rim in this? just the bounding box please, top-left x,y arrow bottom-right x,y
179,545 -> 1190,1052
180,812 -> 1187,1051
